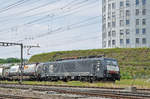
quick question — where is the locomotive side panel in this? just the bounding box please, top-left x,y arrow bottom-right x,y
43,58 -> 106,81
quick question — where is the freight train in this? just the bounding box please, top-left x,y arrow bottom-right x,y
0,56 -> 120,82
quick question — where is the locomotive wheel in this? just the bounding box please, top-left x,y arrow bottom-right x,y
63,78 -> 68,82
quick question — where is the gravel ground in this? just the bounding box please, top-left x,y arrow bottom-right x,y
0,88 -> 111,99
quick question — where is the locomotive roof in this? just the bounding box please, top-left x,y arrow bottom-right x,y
45,57 -> 117,64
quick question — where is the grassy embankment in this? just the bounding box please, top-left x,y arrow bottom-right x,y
29,48 -> 150,79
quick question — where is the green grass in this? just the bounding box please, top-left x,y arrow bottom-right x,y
1,79 -> 150,89
29,48 -> 150,63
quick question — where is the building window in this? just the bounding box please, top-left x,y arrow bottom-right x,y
126,20 -> 130,25
112,21 -> 116,28
136,0 -> 139,5
142,28 -> 146,35
108,4 -> 111,11
126,0 -> 130,7
108,31 -> 111,37
108,22 -> 111,28
136,29 -> 139,34
120,20 -> 124,26
142,38 -> 146,44
126,29 -> 130,35
120,10 -> 124,17
136,19 -> 140,25
112,3 -> 115,9
120,30 -> 124,35
142,9 -> 146,15
120,1 -> 124,7
120,39 -> 124,44
112,40 -> 116,45
108,11 -> 111,19
142,19 -> 146,25
112,31 -> 116,37
136,9 -> 139,16
142,0 -> 146,5
103,0 -> 106,4
126,10 -> 130,16
108,40 -> 111,47
112,12 -> 116,18
136,38 -> 140,44
126,39 -> 130,44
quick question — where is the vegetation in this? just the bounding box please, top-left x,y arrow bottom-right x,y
1,79 -> 150,89
0,58 -> 21,64
29,48 -> 150,79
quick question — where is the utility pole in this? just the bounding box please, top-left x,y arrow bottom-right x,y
20,44 -> 23,83
0,42 -> 23,84
0,42 -> 40,84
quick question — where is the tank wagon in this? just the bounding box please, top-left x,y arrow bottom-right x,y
0,56 -> 120,82
0,68 -> 3,80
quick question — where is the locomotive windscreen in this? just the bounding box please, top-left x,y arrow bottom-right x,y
105,59 -> 118,66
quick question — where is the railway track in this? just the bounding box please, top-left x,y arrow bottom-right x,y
0,94 -> 41,99
0,83 -> 150,99
0,82 -> 149,92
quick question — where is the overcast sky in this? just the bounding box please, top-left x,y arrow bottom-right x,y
0,0 -> 102,59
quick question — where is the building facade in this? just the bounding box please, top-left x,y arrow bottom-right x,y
102,0 -> 150,48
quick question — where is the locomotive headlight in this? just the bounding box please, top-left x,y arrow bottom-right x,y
97,68 -> 100,71
97,62 -> 100,65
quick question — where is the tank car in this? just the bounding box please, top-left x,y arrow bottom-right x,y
0,68 -> 3,80
8,65 -> 20,80
3,67 -> 10,80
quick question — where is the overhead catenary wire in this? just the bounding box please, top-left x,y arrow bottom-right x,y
0,0 -> 61,20
0,0 -> 99,33
15,16 -> 100,42
0,0 -> 101,53
0,0 -> 82,23
0,0 -> 31,14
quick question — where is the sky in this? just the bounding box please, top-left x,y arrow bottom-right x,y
0,0 -> 102,59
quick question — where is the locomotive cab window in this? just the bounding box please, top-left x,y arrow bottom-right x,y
105,60 -> 118,66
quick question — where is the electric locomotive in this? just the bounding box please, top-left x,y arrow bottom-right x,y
39,57 -> 120,82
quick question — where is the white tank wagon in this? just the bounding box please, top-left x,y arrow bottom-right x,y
8,65 -> 20,80
23,63 -> 43,80
0,68 -> 3,80
3,68 -> 10,80
23,64 -> 37,76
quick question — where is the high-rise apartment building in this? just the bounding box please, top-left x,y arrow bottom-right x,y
102,0 -> 150,48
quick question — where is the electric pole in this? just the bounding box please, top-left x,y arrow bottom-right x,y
0,42 -> 40,84
0,42 -> 23,84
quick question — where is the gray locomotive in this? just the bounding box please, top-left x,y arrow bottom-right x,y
0,57 -> 120,82
38,57 -> 120,82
